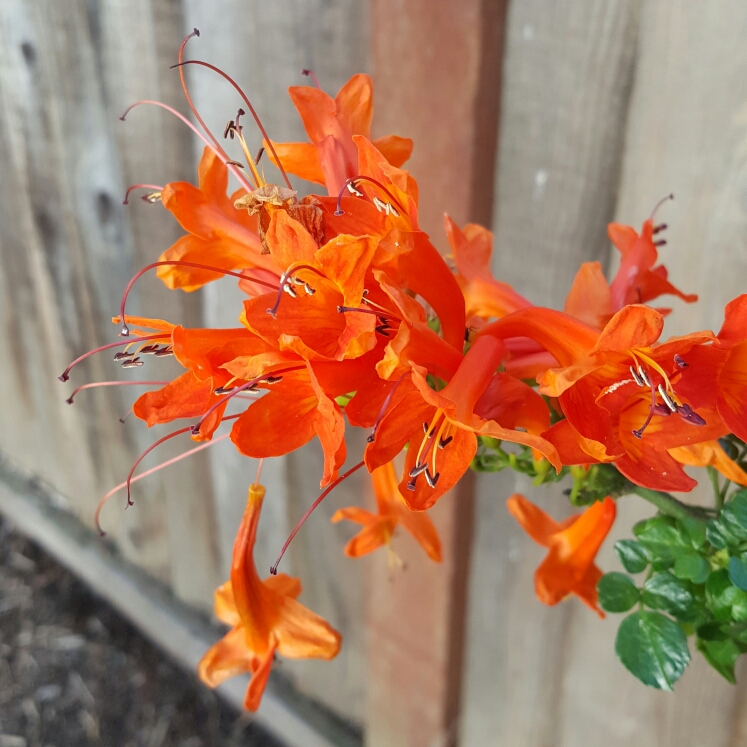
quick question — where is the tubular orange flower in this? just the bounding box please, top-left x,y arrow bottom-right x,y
332,460 -> 441,561
269,73 -> 413,195
507,494 -> 616,617
199,484 -> 341,711
156,147 -> 280,291
366,336 -> 559,510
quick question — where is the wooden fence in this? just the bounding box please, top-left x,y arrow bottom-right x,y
1,1 -> 747,745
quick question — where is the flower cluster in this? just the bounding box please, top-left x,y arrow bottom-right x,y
60,34 -> 747,703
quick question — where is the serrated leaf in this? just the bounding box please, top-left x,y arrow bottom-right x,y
615,611 -> 690,690
615,540 -> 650,574
729,556 -> 747,591
673,553 -> 711,584
696,637 -> 740,683
642,574 -> 698,621
597,573 -> 639,613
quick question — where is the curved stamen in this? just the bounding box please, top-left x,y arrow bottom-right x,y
176,28 -> 231,160
301,68 -> 322,89
367,373 -> 409,443
59,334 -> 169,382
650,193 -> 674,220
120,99 -> 253,191
95,432 -> 230,536
125,415 -> 241,509
119,261 -> 279,336
337,305 -> 400,324
123,184 -> 164,205
270,460 -> 365,575
171,60 -> 292,190
66,380 -> 169,404
266,264 -> 327,318
334,176 -> 407,217
190,365 -> 304,435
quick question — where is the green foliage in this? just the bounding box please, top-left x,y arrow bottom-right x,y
471,437 -> 568,486
615,611 -> 690,690
602,488 -> 747,688
598,573 -> 639,613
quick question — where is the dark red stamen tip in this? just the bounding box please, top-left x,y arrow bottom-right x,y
301,69 -> 321,89
192,27 -> 200,37
367,373 -> 409,444
654,239 -> 667,247
270,461 -> 365,575
65,380 -> 170,405
678,403 -> 706,426
653,223 -> 668,234
650,193 -> 674,219
674,354 -> 688,368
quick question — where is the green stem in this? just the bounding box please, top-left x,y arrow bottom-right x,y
707,466 -> 724,511
628,485 -> 713,522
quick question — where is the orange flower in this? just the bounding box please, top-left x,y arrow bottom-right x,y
157,147 -> 279,291
669,440 -> 747,487
506,494 -> 616,617
269,74 -> 413,195
481,305 -> 724,492
332,461 -> 441,561
444,215 -> 532,322
198,484 -> 341,711
366,335 -> 559,510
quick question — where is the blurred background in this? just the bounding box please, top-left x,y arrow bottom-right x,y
1,1 -> 747,746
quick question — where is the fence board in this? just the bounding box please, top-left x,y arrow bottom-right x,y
460,2 -> 642,746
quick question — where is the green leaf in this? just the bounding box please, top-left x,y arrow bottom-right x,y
615,540 -> 650,574
729,556 -> 747,591
634,517 -> 693,561
673,553 -> 711,584
680,517 -> 707,550
696,637 -> 740,684
642,574 -> 698,621
707,569 -> 737,621
597,573 -> 640,613
615,611 -> 690,690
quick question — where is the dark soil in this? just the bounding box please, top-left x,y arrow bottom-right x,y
0,517 -> 284,747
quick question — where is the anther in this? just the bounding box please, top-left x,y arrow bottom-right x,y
674,354 -> 688,368
283,283 -> 298,298
121,357 -> 144,368
438,436 -> 453,449
678,404 -> 706,426
372,196 -> 387,213
213,386 -> 236,395
637,366 -> 651,387
223,120 -> 235,139
264,375 -> 283,384
226,160 -> 245,169
406,480 -> 417,491
139,344 -> 159,355
629,365 -> 644,386
304,283 -> 315,295
425,469 -> 440,488
653,404 -> 673,417
654,239 -> 667,247
346,181 -> 363,198
657,384 -> 677,413
367,434 -> 375,443
653,223 -> 668,234
409,463 -> 429,478
375,325 -> 391,336
114,351 -> 134,361
154,347 -> 174,357
254,146 -> 264,165
423,422 -> 429,434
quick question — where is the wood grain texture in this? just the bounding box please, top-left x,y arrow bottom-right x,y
180,0 -> 370,722
460,1 -> 643,745
490,0 -> 641,310
369,2 -> 507,745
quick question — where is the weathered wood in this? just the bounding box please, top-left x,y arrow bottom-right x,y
369,2 -> 508,745
460,2 -> 643,746
180,0 -> 371,722
0,452 -> 360,747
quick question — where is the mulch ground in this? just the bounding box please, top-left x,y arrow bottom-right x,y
0,517 -> 284,747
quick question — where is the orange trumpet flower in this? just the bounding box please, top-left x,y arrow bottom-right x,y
269,73 -> 413,195
507,494 -> 616,617
199,484 -> 341,711
332,460 -> 441,561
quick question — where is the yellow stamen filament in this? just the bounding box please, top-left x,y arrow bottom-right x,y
416,408 -> 443,467
431,418 -> 450,475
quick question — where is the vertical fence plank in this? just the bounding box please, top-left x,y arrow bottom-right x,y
368,2 -> 508,745
460,2 -> 642,746
180,0 -> 370,722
